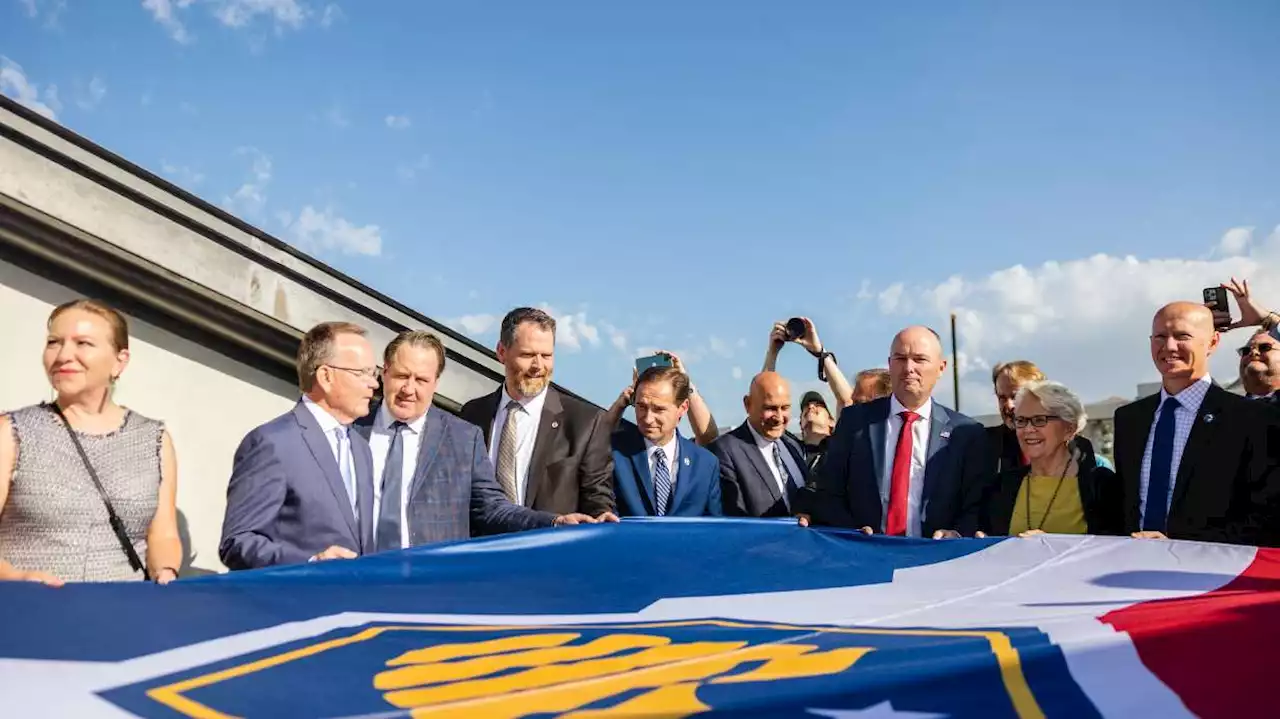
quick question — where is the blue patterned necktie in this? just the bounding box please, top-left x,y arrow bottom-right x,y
333,426 -> 358,518
376,421 -> 406,552
652,449 -> 671,517
773,442 -> 794,494
1143,397 -> 1180,532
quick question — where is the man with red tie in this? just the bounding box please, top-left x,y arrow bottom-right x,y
799,326 -> 992,537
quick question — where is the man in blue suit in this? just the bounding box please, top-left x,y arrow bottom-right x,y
800,326 -> 991,537
220,322 -> 381,569
354,331 -> 600,550
612,366 -> 722,517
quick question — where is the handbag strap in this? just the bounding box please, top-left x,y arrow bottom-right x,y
45,403 -> 149,581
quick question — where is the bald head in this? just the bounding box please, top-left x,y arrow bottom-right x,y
888,326 -> 947,409
744,371 -> 791,441
1150,301 -> 1220,393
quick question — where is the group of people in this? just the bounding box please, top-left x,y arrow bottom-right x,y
2,275 -> 1279,586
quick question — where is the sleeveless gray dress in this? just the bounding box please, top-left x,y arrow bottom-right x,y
0,404 -> 163,582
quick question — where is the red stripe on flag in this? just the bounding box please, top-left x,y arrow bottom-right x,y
1101,547 -> 1280,718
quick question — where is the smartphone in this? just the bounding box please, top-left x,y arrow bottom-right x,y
1203,287 -> 1231,330
635,353 -> 672,373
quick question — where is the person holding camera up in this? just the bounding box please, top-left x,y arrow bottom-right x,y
761,317 -> 855,474
603,351 -> 719,446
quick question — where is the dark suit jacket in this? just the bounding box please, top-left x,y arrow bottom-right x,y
1113,383 -> 1280,546
978,438 -> 1123,536
805,396 -> 991,535
459,386 -> 615,517
352,406 -> 558,547
711,422 -> 808,518
611,426 -> 722,517
219,401 -> 375,570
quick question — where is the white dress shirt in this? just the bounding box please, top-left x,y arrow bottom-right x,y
645,434 -> 680,491
368,403 -> 428,549
879,395 -> 933,537
746,423 -> 804,508
488,386 -> 548,506
302,391 -> 358,509
1139,375 -> 1212,524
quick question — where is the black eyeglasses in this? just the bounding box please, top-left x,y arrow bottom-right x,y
1013,415 -> 1060,429
1238,343 -> 1275,357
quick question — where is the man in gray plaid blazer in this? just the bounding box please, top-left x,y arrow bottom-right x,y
353,331 -> 598,550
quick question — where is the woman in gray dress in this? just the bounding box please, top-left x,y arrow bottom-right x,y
0,299 -> 181,585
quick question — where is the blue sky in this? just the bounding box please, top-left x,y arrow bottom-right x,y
4,0 -> 1280,427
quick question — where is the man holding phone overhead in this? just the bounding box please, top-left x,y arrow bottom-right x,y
604,351 -> 720,446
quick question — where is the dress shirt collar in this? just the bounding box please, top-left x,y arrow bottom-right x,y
746,421 -> 786,450
1158,375 -> 1213,413
888,394 -> 934,422
376,401 -> 427,434
502,384 -> 548,418
644,433 -> 679,461
302,395 -> 346,434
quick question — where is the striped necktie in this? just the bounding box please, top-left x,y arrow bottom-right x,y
652,449 -> 672,516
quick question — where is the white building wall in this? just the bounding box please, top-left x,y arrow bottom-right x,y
0,259 -> 297,575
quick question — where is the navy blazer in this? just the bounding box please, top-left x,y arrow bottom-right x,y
220,401 -> 375,570
711,422 -> 809,518
352,405 -> 557,547
804,396 -> 991,536
611,426 -> 722,517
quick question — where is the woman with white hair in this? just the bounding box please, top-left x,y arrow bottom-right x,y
977,380 -> 1122,537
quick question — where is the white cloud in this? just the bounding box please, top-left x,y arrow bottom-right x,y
861,226 -> 1280,414
281,205 -> 382,256
319,2 -> 342,27
211,0 -> 306,30
1218,226 -> 1253,256
731,366 -> 744,380
708,336 -> 736,359
20,0 -> 67,25
385,114 -> 411,130
0,57 -> 61,120
75,75 -> 107,110
222,146 -> 272,216
396,153 -> 432,181
454,314 -> 498,336
539,305 -> 602,353
159,161 -> 205,187
142,0 -> 195,44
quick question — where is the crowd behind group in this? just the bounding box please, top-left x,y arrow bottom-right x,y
2,275 -> 1279,585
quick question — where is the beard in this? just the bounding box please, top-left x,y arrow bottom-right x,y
513,370 -> 551,398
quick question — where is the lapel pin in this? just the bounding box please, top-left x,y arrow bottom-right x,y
940,431 -> 951,439
683,457 -> 691,466
551,421 -> 559,429
1204,414 -> 1215,424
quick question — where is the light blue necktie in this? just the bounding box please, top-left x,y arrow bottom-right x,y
773,442 -> 795,493
376,421 -> 406,552
652,449 -> 672,517
333,426 -> 358,518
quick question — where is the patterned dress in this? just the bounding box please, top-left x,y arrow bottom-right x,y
0,404 -> 163,582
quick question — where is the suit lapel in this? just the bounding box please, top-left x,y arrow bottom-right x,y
524,388 -> 565,508
670,435 -> 697,510
733,423 -> 783,504
293,403 -> 359,538
1121,395 -> 1159,523
629,443 -> 657,514
869,400 -> 890,484
1172,385 -> 1225,509
479,390 -> 501,448
351,432 -> 375,552
921,404 -> 952,522
410,410 -> 446,501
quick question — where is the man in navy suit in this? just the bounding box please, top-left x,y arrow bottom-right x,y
712,371 -> 809,517
612,366 -> 722,517
800,326 -> 991,537
220,322 -> 382,569
353,331 -> 599,550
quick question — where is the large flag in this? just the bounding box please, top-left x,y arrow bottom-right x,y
0,519 -> 1275,717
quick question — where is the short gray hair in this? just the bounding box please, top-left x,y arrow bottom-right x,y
1015,380 -> 1087,433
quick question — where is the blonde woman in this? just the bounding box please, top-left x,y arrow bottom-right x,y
0,300 -> 181,584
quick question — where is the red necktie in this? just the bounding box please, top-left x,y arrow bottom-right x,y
886,410 -> 921,536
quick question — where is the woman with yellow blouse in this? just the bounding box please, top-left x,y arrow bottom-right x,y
978,381 -> 1122,537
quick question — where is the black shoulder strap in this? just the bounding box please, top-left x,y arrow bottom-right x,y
46,403 -> 149,580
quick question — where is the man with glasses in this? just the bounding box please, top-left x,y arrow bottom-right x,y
1238,331 -> 1280,403
220,321 -> 381,569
